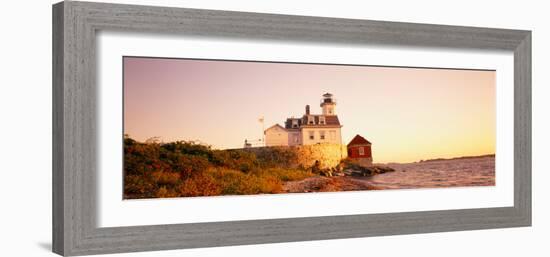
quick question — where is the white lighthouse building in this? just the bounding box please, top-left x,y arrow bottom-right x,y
264,93 -> 343,147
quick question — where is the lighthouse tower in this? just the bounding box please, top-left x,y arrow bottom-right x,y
320,93 -> 336,115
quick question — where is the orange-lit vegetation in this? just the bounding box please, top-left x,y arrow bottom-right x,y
124,136 -> 313,199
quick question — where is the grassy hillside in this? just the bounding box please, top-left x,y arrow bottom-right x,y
123,136 -> 313,199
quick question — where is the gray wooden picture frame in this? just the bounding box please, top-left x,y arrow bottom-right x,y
52,1 -> 531,256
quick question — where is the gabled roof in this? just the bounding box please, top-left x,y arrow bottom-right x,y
264,124 -> 286,133
347,134 -> 371,146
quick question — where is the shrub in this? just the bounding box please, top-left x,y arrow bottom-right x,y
123,136 -> 315,199
173,154 -> 210,178
161,140 -> 213,159
151,171 -> 180,186
124,138 -> 166,176
211,149 -> 258,172
124,174 -> 156,198
155,186 -> 178,198
248,174 -> 283,194
177,172 -> 222,197
205,168 -> 283,195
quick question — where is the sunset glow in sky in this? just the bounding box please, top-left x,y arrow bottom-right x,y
124,57 -> 495,163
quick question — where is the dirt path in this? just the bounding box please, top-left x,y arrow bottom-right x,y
283,176 -> 383,193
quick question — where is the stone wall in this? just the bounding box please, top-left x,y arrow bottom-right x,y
247,143 -> 347,169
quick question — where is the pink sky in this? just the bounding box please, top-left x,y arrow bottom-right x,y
124,57 -> 495,163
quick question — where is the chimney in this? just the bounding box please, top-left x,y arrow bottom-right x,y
305,105 -> 310,115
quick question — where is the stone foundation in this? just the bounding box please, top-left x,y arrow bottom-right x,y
246,144 -> 347,169
354,157 -> 373,167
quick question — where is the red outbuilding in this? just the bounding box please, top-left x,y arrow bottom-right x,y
347,134 -> 373,166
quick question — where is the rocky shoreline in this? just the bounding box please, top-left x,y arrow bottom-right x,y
283,165 -> 395,193
283,176 -> 384,193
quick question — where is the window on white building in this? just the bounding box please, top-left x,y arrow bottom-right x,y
308,115 -> 314,125
320,131 -> 326,140
309,131 -> 315,140
319,116 -> 325,125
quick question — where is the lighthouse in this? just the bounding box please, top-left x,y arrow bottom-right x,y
263,92 -> 343,146
320,92 -> 336,115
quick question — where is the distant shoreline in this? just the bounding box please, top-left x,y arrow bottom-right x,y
380,153 -> 495,165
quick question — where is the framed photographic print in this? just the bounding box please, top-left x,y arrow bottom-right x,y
52,1 -> 531,256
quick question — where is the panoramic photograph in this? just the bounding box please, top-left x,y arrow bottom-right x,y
123,56 -> 496,199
